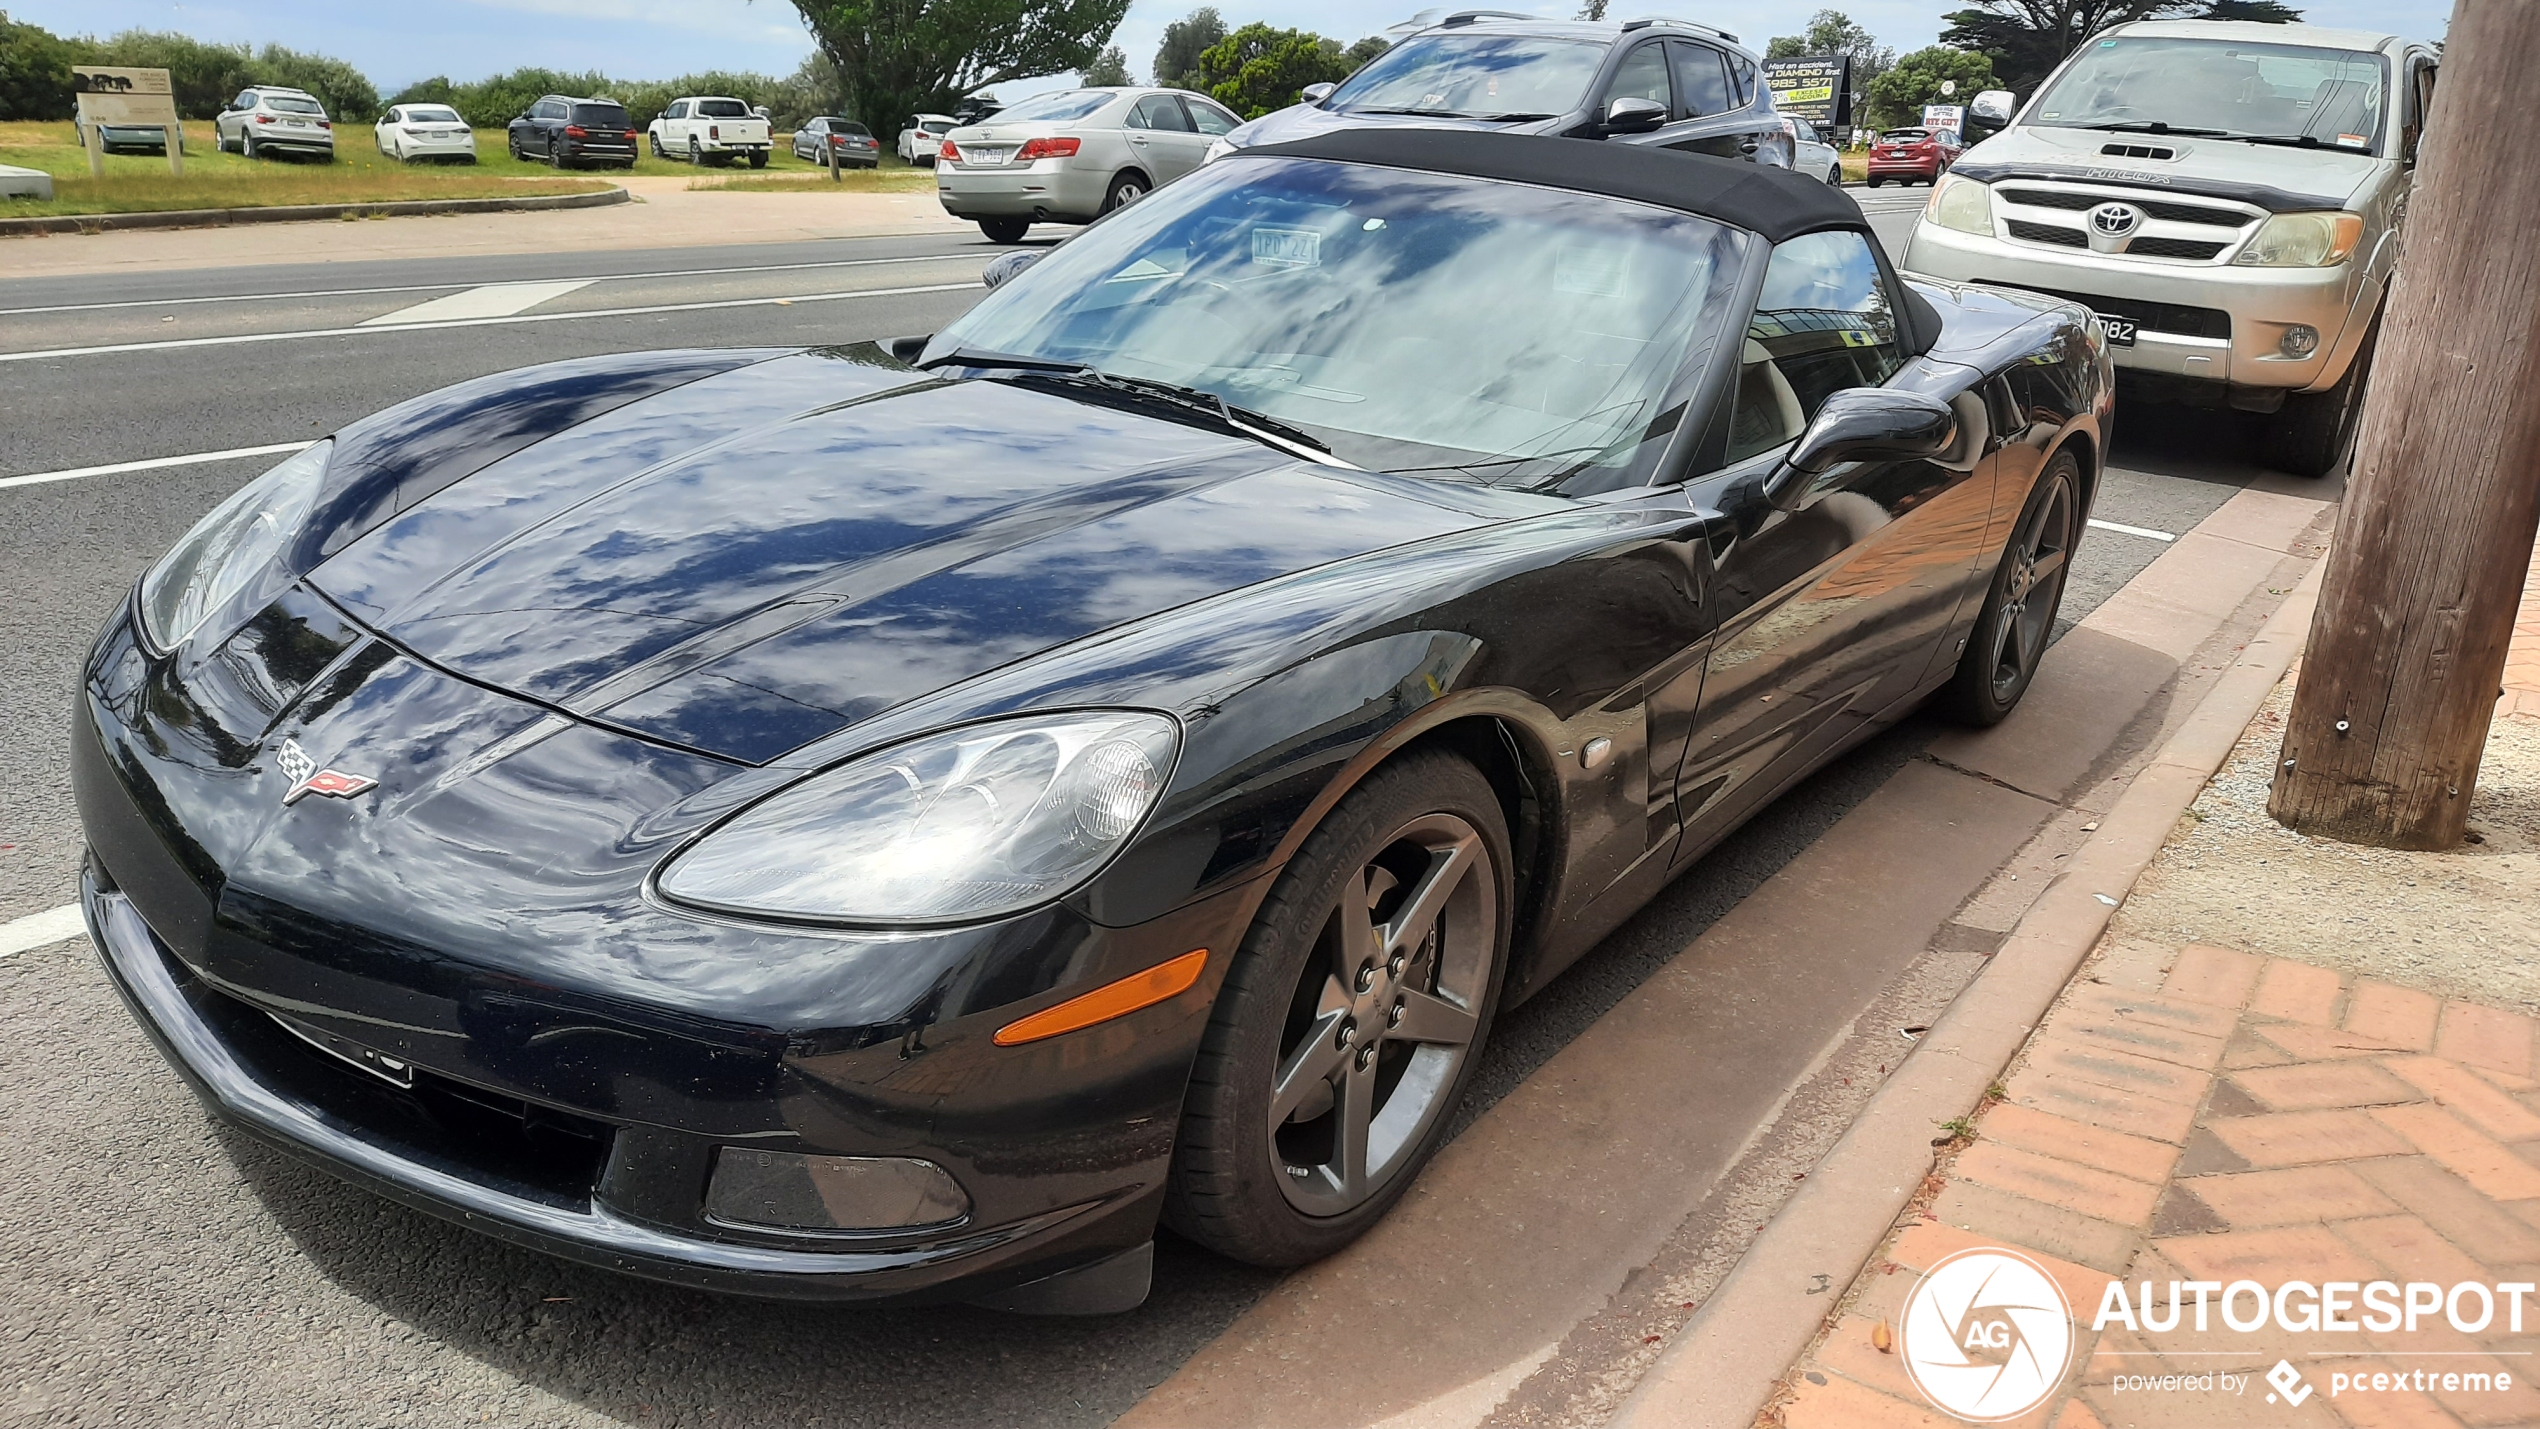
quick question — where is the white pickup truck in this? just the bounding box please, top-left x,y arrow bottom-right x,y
648,96 -> 771,167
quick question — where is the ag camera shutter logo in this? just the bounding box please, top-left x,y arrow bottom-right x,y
1899,1247 -> 2075,1421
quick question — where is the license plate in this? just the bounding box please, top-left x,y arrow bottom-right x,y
2099,316 -> 2138,347
966,147 -> 1012,167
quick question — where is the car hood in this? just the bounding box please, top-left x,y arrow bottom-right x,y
1954,124 -> 2385,211
309,349 -> 1493,766
1229,102 -> 1558,150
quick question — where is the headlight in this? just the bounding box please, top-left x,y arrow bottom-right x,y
1202,137 -> 1237,164
1927,173 -> 1993,236
657,711 -> 1180,925
2233,211 -> 2363,268
138,440 -> 329,651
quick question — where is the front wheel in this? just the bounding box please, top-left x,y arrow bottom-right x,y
1938,448 -> 2081,727
978,217 -> 1030,244
1165,750 -> 1511,1267
241,132 -> 259,160
2265,319 -> 2378,479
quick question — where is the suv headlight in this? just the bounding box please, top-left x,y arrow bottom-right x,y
138,440 -> 329,651
658,711 -> 1180,925
1927,174 -> 1993,236
2233,211 -> 2364,268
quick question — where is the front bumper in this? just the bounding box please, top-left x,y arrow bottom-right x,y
1903,218 -> 2375,392
936,161 -> 1107,222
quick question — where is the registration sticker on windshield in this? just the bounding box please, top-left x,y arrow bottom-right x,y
1252,226 -> 1322,268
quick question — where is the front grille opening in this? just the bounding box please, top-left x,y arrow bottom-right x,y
1999,189 -> 2254,228
2100,142 -> 2176,160
2127,236 -> 2229,261
193,986 -> 614,1208
2006,220 -> 2088,249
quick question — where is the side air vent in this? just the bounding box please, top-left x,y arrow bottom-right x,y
2100,142 -> 2177,160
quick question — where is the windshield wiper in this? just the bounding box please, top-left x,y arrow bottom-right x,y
914,347 -> 1087,374
2070,121 -> 2231,136
1348,106 -> 1478,119
918,349 -> 1351,465
1474,112 -> 1556,122
2235,133 -> 2369,150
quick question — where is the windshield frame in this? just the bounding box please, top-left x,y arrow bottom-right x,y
2028,35 -> 2393,156
922,153 -> 1748,495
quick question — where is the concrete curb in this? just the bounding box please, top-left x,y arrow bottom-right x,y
0,185 -> 628,237
1608,554 -> 2330,1429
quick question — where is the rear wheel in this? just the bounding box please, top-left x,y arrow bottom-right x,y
1165,750 -> 1511,1267
1865,174 -> 1882,188
979,217 -> 1031,244
2266,318 -> 2378,479
689,137 -> 703,165
1101,172 -> 1149,213
242,132 -> 259,160
748,149 -> 768,169
1827,162 -> 1843,186
1939,449 -> 2081,726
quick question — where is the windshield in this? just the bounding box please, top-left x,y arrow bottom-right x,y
1323,33 -> 1607,119
267,95 -> 325,116
990,90 -> 1116,123
403,107 -> 462,124
927,156 -> 1735,487
2033,36 -> 2388,152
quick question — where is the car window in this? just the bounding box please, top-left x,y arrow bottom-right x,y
1730,55 -> 1758,105
1605,43 -> 1672,115
1184,98 -> 1238,136
1131,95 -> 1195,132
997,90 -> 1116,123
1726,230 -> 1906,463
408,106 -> 460,124
236,91 -> 257,110
1324,33 -> 1608,119
1668,43 -> 1732,119
2032,35 -> 2388,153
696,99 -> 751,118
836,120 -> 869,136
574,104 -> 631,129
267,95 -> 325,116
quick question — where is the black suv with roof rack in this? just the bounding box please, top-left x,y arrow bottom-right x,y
1209,9 -> 1796,170
506,94 -> 639,169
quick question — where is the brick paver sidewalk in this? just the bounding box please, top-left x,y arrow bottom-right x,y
2507,546 -> 2540,720
1772,940 -> 2540,1428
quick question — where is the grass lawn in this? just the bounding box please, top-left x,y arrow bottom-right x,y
0,120 -> 931,217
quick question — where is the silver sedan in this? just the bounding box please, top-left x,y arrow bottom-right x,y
934,87 -> 1240,244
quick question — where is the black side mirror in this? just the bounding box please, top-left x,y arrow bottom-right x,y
1603,96 -> 1668,136
1301,83 -> 1336,106
982,249 -> 1044,290
1764,389 -> 1956,509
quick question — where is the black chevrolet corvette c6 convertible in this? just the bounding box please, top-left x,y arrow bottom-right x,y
75,130 -> 2109,1314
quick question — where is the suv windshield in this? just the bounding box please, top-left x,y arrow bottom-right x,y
928,155 -> 1734,486
991,90 -> 1115,123
2032,36 -> 2388,152
573,104 -> 631,128
1324,33 -> 1608,119
267,95 -> 325,116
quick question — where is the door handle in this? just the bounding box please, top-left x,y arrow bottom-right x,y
1738,138 -> 1760,153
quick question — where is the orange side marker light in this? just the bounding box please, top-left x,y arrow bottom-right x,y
992,949 -> 1209,1047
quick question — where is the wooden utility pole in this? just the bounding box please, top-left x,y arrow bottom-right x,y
2269,0 -> 2540,850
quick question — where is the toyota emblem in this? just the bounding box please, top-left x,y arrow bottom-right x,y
2088,202 -> 2142,237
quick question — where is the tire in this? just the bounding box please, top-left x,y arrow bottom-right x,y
1164,749 -> 1513,1267
1101,172 -> 1149,213
508,134 -> 523,162
1938,448 -> 2082,726
242,132 -> 259,161
689,138 -> 702,166
2265,317 -> 2378,479
979,217 -> 1031,244
748,149 -> 768,169
650,132 -> 664,158
1828,163 -> 1844,186
1864,175 -> 1881,188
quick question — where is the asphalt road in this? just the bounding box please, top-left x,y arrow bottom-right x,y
0,200 -> 2331,1429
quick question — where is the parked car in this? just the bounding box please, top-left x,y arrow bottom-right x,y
792,117 -> 879,167
215,87 -> 333,162
508,95 -> 638,169
1787,113 -> 1842,185
374,104 -> 477,164
648,96 -> 771,168
899,113 -> 957,165
937,86 -> 1240,243
74,116 -> 183,155
76,129 -> 2104,1315
1902,18 -> 2435,477
1863,126 -> 1961,186
1207,14 -> 1796,171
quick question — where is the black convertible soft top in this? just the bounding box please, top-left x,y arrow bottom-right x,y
1246,129 -> 1869,245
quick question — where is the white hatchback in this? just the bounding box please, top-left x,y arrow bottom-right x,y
376,105 -> 478,164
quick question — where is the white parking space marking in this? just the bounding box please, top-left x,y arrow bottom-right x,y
2088,517 -> 2179,543
0,251 -> 981,317
0,280 -> 983,364
0,904 -> 83,960
359,279 -> 596,327
0,441 -> 312,491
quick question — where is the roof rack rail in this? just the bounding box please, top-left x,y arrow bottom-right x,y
1439,8 -> 1533,25
1620,16 -> 1740,42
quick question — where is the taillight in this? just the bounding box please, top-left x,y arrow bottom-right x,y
940,138 -> 960,161
1014,136 -> 1081,161
829,134 -> 845,146
625,129 -> 639,141
254,115 -> 274,125
317,120 -> 331,130
565,124 -> 587,138
709,125 -> 720,140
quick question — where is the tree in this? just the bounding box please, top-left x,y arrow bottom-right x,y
0,10 -> 76,121
1197,22 -> 1349,120
70,30 -> 259,119
1935,0 -> 2288,94
1083,44 -> 1130,87
2199,0 -> 2301,19
791,0 -> 1130,140
1865,45 -> 1995,128
2267,0 -> 2538,850
1342,36 -> 1389,75
1153,7 -> 1226,92
250,42 -> 379,120
1577,1 -> 1610,18
1765,11 -> 1896,125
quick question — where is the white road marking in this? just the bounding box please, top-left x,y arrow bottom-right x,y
0,279 -> 983,364
0,904 -> 84,960
0,251 -> 981,317
0,441 -> 311,491
2087,517 -> 2179,543
358,279 -> 596,326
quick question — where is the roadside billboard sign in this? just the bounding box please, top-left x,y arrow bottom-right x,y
1763,55 -> 1851,129
72,66 -> 185,176
1921,103 -> 1966,136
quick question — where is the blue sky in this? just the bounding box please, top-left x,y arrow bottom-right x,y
12,0 -> 2451,101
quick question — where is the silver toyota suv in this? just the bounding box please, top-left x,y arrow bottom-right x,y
1902,20 -> 2438,477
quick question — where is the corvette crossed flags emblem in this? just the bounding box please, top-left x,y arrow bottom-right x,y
276,738 -> 377,806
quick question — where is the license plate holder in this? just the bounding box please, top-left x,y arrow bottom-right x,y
2098,315 -> 2139,347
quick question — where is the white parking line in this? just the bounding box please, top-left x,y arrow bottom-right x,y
0,904 -> 84,960
360,279 -> 596,327
0,441 -> 311,491
2087,517 -> 2179,543
0,251 -> 982,317
0,279 -> 983,364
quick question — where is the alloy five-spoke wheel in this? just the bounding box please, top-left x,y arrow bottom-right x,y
1167,750 -> 1511,1266
1941,448 -> 2080,725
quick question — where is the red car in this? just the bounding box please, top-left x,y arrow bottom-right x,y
1864,126 -> 1962,186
